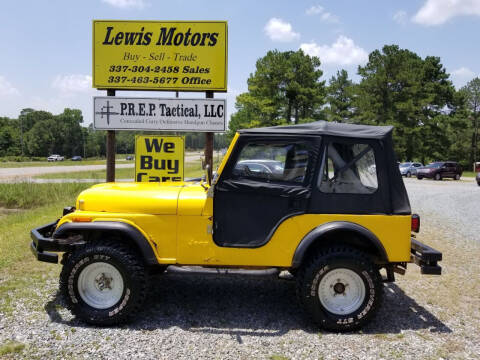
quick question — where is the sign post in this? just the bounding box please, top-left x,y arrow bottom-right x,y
106,89 -> 116,182
205,90 -> 214,179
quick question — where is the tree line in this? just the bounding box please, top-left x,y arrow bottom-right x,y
0,108 -> 229,160
229,45 -> 480,169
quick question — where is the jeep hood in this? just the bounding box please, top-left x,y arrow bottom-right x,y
76,182 -> 191,215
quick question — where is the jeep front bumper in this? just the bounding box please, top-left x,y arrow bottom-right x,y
30,220 -> 63,264
410,238 -> 442,275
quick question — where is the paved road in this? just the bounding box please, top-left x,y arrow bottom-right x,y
0,152 -> 207,180
0,163 -> 134,180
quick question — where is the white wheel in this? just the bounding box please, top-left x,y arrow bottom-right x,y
318,268 -> 366,315
77,262 -> 124,309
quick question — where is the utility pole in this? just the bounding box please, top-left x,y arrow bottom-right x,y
106,89 -> 116,182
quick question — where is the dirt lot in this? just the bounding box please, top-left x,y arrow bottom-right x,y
0,178 -> 479,359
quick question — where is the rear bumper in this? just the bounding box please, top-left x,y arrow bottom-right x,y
410,238 -> 442,275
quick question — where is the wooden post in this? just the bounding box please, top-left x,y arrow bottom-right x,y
106,89 -> 116,182
205,91 -> 214,180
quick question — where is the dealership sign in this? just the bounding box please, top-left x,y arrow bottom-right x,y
135,135 -> 184,182
93,97 -> 225,132
93,20 -> 228,91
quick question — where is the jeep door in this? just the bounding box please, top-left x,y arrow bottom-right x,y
213,136 -> 319,248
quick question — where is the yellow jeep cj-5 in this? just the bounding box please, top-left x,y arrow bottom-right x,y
31,121 -> 442,331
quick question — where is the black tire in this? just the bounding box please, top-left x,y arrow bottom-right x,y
417,176 -> 423,180
454,174 -> 460,180
434,173 -> 442,181
406,171 -> 411,178
296,247 -> 383,332
60,240 -> 148,325
477,181 -> 480,186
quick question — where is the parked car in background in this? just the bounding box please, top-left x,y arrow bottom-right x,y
47,154 -> 64,162
71,156 -> 82,161
416,161 -> 462,180
233,159 -> 285,179
476,172 -> 480,186
399,162 -> 423,177
126,155 -> 134,160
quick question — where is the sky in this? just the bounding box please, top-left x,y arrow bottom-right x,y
1,0 -> 480,127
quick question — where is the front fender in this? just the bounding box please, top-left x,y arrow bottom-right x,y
54,221 -> 158,266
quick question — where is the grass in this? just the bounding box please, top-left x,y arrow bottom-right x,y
0,341 -> 25,356
0,183 -> 92,209
462,171 -> 476,178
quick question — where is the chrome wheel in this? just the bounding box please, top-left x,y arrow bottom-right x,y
77,262 -> 124,309
318,268 -> 366,315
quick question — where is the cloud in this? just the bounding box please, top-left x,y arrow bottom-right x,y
264,18 -> 300,42
451,67 -> 477,87
393,10 -> 408,25
0,76 -> 20,96
101,0 -> 146,9
413,0 -> 480,26
300,36 -> 368,66
305,5 -> 340,23
452,67 -> 475,78
52,74 -> 93,96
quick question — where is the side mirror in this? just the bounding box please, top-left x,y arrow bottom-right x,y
205,164 -> 212,186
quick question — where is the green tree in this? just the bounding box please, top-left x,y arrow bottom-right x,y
355,45 -> 455,162
326,69 -> 355,123
460,77 -> 480,166
229,49 -> 326,135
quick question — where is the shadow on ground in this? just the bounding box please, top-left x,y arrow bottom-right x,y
45,272 -> 451,336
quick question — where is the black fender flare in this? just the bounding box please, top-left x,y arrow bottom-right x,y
291,221 -> 389,268
54,221 -> 158,266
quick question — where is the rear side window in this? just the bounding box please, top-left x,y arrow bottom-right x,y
231,142 -> 310,183
319,142 -> 378,194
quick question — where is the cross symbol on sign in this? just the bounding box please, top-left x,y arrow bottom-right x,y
95,100 -> 120,125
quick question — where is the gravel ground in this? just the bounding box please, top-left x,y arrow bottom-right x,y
1,178 -> 479,359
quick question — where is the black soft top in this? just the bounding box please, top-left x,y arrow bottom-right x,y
236,120 -> 411,215
239,120 -> 393,140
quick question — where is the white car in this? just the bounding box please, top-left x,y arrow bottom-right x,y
47,154 -> 64,162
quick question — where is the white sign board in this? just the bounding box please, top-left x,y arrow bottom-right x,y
93,97 -> 226,132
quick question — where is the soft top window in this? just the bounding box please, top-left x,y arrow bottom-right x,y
319,142 -> 378,194
231,141 -> 310,183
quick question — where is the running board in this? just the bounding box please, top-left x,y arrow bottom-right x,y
166,266 -> 280,277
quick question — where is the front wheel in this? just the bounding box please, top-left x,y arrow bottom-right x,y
406,171 -> 411,178
435,173 -> 442,181
296,247 -> 383,332
60,241 -> 148,325
417,176 -> 423,180
454,174 -> 460,180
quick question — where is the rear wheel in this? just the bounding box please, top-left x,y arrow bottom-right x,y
435,173 -> 442,181
406,171 -> 411,178
417,176 -> 423,180
60,241 -> 148,325
296,247 -> 383,332
454,174 -> 460,180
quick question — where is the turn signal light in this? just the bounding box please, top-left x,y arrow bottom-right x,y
411,214 -> 420,233
72,217 -> 92,223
